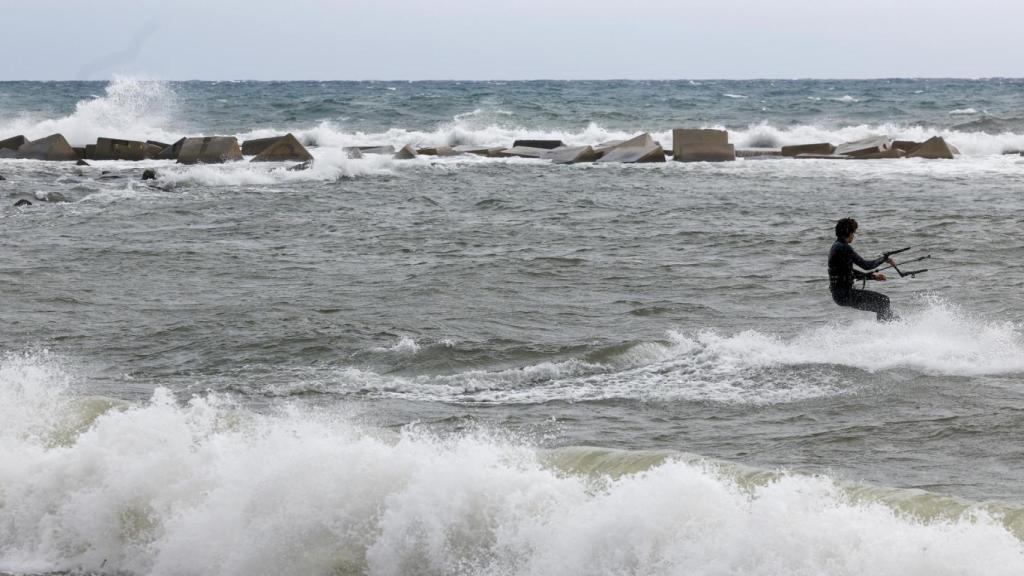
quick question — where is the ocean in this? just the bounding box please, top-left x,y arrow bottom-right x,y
1,77 -> 1024,575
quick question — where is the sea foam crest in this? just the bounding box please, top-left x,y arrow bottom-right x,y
1,362 -> 1022,576
0,77 -> 179,145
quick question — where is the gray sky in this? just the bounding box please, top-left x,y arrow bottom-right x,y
3,0 -> 1021,80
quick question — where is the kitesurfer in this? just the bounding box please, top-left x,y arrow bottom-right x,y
828,218 -> 896,321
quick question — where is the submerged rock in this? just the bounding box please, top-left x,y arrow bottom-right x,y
76,159 -> 90,166
142,169 -> 157,180
288,160 -> 313,171
14,198 -> 31,207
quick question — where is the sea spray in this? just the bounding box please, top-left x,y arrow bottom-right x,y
1,361 -> 1023,576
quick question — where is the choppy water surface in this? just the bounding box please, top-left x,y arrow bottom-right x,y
2,78 -> 1024,575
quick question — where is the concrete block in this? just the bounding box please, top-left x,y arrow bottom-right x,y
834,136 -> 891,157
155,138 -> 187,160
501,146 -> 549,158
511,139 -> 565,150
781,143 -> 835,157
0,135 -> 27,150
176,137 -> 243,165
794,154 -> 856,160
855,148 -> 906,159
542,145 -> 601,164
145,142 -> 166,159
343,145 -> 395,155
452,145 -> 503,156
907,136 -> 956,159
72,147 -> 87,160
596,134 -> 666,163
242,136 -> 282,156
393,144 -> 418,160
893,140 -> 920,153
251,133 -> 314,162
94,137 -> 146,161
17,134 -> 78,161
416,145 -> 458,156
673,128 -> 735,162
736,148 -> 783,158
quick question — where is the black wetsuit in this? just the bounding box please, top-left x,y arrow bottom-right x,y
828,239 -> 894,321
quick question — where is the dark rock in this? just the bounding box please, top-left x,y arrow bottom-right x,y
14,199 -> 31,207
76,159 -> 90,166
781,143 -> 835,157
177,137 -> 243,165
0,174 -> 5,180
288,160 -> 313,171
393,144 -> 418,160
251,133 -> 314,162
597,134 -> 666,163
0,135 -> 27,150
542,145 -> 601,164
511,139 -> 565,150
672,129 -> 735,162
142,169 -> 157,180
155,137 -> 186,160
17,134 -> 78,161
908,136 -> 956,159
834,136 -> 892,157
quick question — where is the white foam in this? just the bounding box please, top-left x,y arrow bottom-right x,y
722,93 -> 747,99
0,77 -> 179,145
830,95 -> 860,103
950,108 -> 979,115
301,300 -> 1024,405
0,360 -> 1022,575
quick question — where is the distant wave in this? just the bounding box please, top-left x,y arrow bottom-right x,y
2,350 -> 1023,575
950,108 -> 979,115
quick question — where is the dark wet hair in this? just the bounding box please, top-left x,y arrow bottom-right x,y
835,217 -> 858,239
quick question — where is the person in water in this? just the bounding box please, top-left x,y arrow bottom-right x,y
828,218 -> 896,321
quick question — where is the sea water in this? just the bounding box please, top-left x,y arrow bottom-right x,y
1,77 -> 1024,575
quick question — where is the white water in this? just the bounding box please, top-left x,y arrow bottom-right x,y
282,301 -> 1024,405
1,350 -> 1022,576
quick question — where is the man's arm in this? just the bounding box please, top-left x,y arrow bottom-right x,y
849,245 -> 886,271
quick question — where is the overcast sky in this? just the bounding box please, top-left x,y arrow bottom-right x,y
3,0 -> 1021,80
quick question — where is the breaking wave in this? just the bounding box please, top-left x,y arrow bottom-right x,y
278,300 -> 1024,405
1,350 -> 1023,576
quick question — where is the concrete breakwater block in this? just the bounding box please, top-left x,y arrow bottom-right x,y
781,143 -> 835,157
502,146 -> 549,158
344,145 -> 395,155
156,138 -> 187,160
511,139 -> 565,150
834,136 -> 891,157
18,134 -> 78,161
241,136 -> 282,156
416,145 -> 459,156
893,140 -> 920,153
251,133 -> 314,162
597,133 -> 666,163
145,141 -> 168,159
176,137 -> 243,164
452,145 -> 504,156
94,137 -> 146,161
856,148 -> 906,159
736,148 -> 783,158
542,145 -> 601,164
0,135 -> 27,150
907,136 -> 956,159
673,129 -> 735,162
795,154 -> 856,160
393,144 -> 418,160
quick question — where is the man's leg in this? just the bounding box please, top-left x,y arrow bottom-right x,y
850,289 -> 894,321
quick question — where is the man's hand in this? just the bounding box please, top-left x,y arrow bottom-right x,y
873,272 -> 887,281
